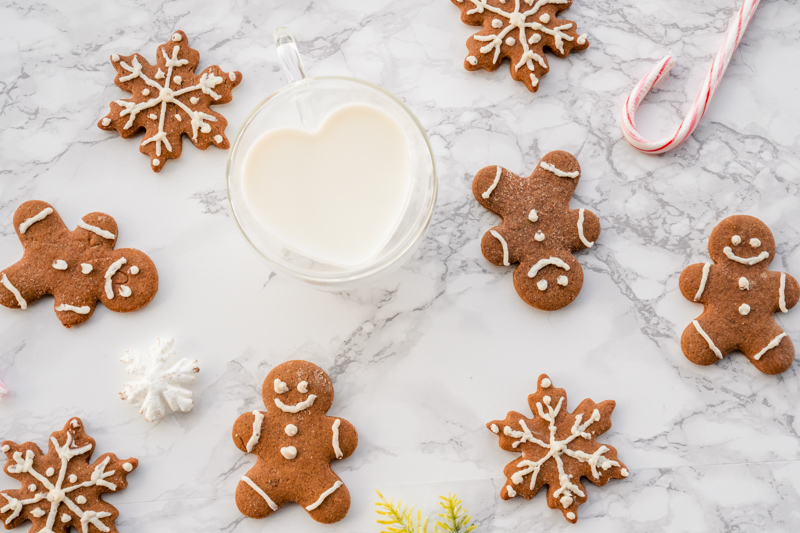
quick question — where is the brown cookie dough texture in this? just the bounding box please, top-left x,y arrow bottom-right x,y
473,150 -> 600,310
0,417 -> 138,533
232,360 -> 358,524
487,374 -> 628,524
451,0 -> 589,92
679,215 -> 799,374
98,30 -> 242,172
0,200 -> 158,328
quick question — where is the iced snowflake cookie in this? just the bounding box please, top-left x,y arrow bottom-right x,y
0,200 -> 158,328
488,374 -> 627,523
450,0 -> 589,92
98,30 -> 242,172
473,151 -> 599,310
679,215 -> 799,375
0,418 -> 137,533
120,338 -> 200,422
232,360 -> 358,524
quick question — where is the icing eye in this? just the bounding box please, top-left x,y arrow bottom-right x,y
297,381 -> 308,394
528,209 -> 539,222
749,238 -> 761,248
273,379 -> 289,394
731,235 -> 742,245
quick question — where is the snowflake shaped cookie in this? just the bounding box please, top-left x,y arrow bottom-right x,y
120,338 -> 199,422
98,30 -> 242,172
488,374 -> 627,523
451,0 -> 589,91
0,418 -> 137,533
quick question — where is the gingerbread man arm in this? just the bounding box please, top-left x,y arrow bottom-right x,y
329,416 -> 357,460
679,263 -> 712,304
777,272 -> 800,312
472,165 -> 518,216
566,208 -> 600,251
232,410 -> 265,454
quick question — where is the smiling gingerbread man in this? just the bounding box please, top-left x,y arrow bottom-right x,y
232,360 -> 358,523
679,215 -> 799,374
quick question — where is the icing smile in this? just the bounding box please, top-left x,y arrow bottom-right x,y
723,246 -> 769,265
274,395 -> 317,414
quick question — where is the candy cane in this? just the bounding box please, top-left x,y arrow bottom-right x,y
621,0 -> 761,154
0,378 -> 8,400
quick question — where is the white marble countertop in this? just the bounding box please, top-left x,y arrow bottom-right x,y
1,0 -> 799,531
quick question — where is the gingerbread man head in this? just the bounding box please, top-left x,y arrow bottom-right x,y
679,215 -> 798,374
0,200 -> 158,327
473,151 -> 600,310
232,360 -> 357,524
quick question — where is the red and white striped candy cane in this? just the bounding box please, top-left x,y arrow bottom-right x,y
621,0 -> 761,154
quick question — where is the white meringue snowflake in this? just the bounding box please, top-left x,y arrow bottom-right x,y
120,337 -> 199,422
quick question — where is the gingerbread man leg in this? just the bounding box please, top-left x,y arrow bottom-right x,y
741,323 -> 795,375
299,472 -> 351,524
681,315 -> 735,366
235,469 -> 283,519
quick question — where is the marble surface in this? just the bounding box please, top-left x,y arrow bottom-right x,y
1,0 -> 800,531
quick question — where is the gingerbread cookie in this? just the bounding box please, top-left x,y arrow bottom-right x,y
451,0 -> 589,92
0,417 -> 138,533
98,30 -> 242,172
679,215 -> 799,374
488,374 -> 628,523
473,151 -> 600,310
232,360 -> 357,524
0,200 -> 158,328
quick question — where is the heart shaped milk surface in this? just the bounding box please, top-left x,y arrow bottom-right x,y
242,104 -> 411,266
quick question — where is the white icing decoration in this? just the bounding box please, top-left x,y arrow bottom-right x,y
61,513 -> 71,523
28,484 -> 36,492
214,134 -> 223,143
241,476 -> 278,511
55,304 -> 91,315
280,446 -> 297,460
76,496 -> 87,504
567,512 -> 576,520
101,118 -> 111,126
171,33 -> 182,42
779,273 -> 788,313
527,257 -> 570,278
273,379 -> 289,394
229,72 -> 236,81
694,263 -> 711,301
503,394 -> 621,508
1,445 -> 9,452
190,96 -> 199,105
466,55 -> 478,66
692,320 -> 723,359
534,230 -> 545,242
332,419 -> 343,459
541,378 -> 551,388
620,468 -> 628,477
539,13 -> 551,23
739,277 -> 749,290
490,423 -> 500,433
753,333 -> 787,361
557,275 -> 568,286
142,89 -> 150,96
154,69 -> 165,79
173,75 -> 182,85
31,509 -> 45,518
174,114 -> 182,121
285,424 -> 298,437
540,161 -> 579,178
120,337 -> 199,422
111,54 -> 120,62
528,209 -> 538,222
490,230 -> 510,266
103,257 -> 127,299
122,463 -> 133,472
507,485 -> 517,497
738,303 -> 750,316
153,159 -> 160,166
297,381 -> 308,393
492,19 -> 503,28
129,266 -> 139,275
723,247 -> 769,265
505,37 -> 516,46
77,219 -> 116,240
577,34 -> 587,45
577,208 -> 594,247
18,207 -> 53,234
537,279 -> 548,291
52,260 -> 67,271
148,113 -> 157,120
482,166 -> 503,199
274,395 -> 317,414
118,286 -> 132,298
1,274 -> 27,309
246,411 -> 264,453
750,238 -> 761,248
731,235 -> 742,245
305,481 -> 343,511
81,263 -> 93,274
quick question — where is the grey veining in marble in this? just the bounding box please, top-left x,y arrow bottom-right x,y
1,0 -> 799,531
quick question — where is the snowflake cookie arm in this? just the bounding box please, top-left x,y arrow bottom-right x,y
486,411 -> 540,453
679,263 -> 713,304
328,417 -> 358,461
232,410 -> 267,454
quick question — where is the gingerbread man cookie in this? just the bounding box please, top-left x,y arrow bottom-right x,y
0,200 -> 158,328
473,151 -> 600,310
679,215 -> 799,374
232,360 -> 357,524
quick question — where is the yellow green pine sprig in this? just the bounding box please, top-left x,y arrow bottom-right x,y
375,491 -> 476,533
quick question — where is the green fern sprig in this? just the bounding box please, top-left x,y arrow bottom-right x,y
435,493 -> 476,533
375,490 -> 428,533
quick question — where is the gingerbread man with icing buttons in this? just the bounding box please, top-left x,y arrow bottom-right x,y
679,215 -> 799,374
473,151 -> 600,310
0,200 -> 158,328
232,360 -> 358,524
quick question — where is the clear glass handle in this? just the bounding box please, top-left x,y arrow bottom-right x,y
274,27 -> 316,129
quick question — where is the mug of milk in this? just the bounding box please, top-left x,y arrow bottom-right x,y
227,27 -> 437,289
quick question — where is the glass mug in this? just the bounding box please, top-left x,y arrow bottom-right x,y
227,28 -> 437,290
